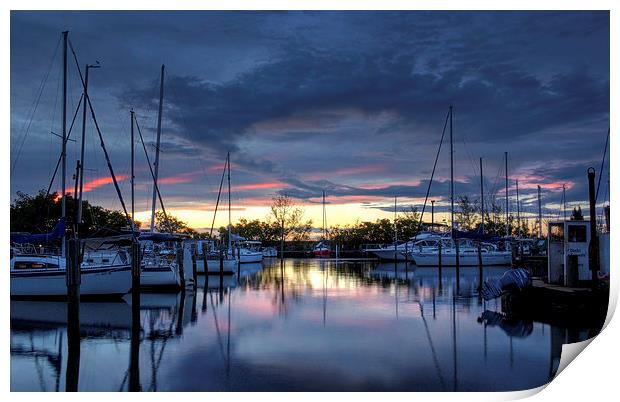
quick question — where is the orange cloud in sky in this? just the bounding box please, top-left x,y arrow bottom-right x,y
511,173 -> 574,191
81,175 -> 128,193
159,171 -> 200,184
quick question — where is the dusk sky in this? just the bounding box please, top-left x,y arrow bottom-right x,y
10,11 -> 610,231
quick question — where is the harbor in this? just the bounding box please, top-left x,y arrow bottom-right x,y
10,258 -> 601,391
9,10 -> 610,394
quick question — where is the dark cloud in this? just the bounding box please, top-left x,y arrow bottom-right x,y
10,11 -> 610,215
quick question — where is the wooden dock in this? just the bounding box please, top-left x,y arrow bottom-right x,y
501,278 -> 608,328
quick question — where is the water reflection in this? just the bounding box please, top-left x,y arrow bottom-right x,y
11,259 -> 601,391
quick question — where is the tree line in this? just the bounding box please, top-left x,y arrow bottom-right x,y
11,191 -> 546,250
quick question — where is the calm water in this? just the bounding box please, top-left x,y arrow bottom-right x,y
11,258 -> 597,391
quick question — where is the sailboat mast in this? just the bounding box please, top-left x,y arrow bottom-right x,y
479,157 -> 484,234
150,64 -> 165,232
61,31 -> 68,257
130,109 -> 135,232
394,195 -> 398,244
322,190 -> 326,239
516,179 -> 520,238
537,185 -> 542,237
227,152 -> 232,251
563,184 -> 567,220
450,106 -> 454,236
505,151 -> 509,237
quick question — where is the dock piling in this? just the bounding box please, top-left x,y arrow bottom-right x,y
66,237 -> 80,392
129,240 -> 141,391
191,243 -> 197,287
587,168 -> 600,288
177,243 -> 186,288
477,241 -> 483,292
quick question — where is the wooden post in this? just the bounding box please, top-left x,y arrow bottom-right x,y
219,243 -> 224,289
129,240 -> 141,391
237,246 -> 241,276
66,238 -> 80,392
131,241 -> 141,292
455,240 -> 460,293
437,240 -> 442,288
405,242 -> 409,265
477,241 -> 483,292
191,243 -> 197,288
587,168 -> 599,289
177,243 -> 185,288
202,242 -> 208,275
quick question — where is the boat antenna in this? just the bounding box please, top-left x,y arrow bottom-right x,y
227,151 -> 232,251
504,151 -> 509,238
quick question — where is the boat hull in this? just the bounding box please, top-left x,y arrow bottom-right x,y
140,265 -> 181,288
196,259 -> 238,274
411,252 -> 512,267
234,252 -> 263,263
313,249 -> 331,258
11,265 -> 132,298
365,249 -> 407,261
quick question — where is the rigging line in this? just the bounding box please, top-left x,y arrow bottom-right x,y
165,69 -> 213,187
85,95 -> 131,224
45,94 -> 84,197
134,115 -> 169,222
595,127 -> 610,203
209,154 -> 228,239
68,39 -> 85,88
456,115 -> 479,182
418,301 -> 447,390
11,36 -> 62,176
416,109 -> 450,229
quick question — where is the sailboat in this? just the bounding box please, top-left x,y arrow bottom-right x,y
313,190 -> 331,257
11,31 -> 132,298
195,152 -> 238,274
135,65 -> 181,288
225,153 -> 263,264
408,107 -> 511,267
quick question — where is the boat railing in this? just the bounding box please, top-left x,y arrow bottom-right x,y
81,248 -> 130,268
11,243 -> 61,257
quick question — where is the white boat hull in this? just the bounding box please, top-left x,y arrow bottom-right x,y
366,249 -> 407,261
11,265 -> 132,297
140,265 -> 181,288
230,250 -> 263,263
195,258 -> 238,274
411,251 -> 512,266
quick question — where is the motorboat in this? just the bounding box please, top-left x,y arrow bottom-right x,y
313,240 -> 331,258
229,240 -> 263,263
409,238 -> 512,267
138,234 -> 183,289
262,246 -> 278,258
